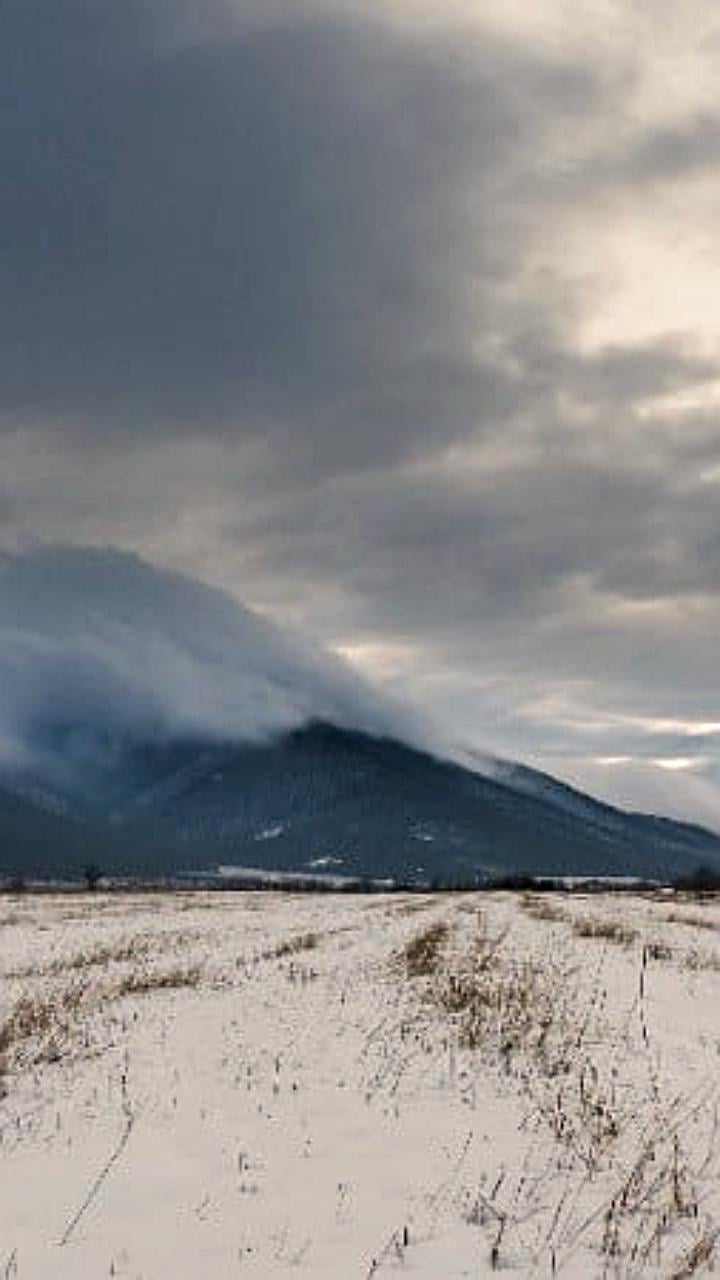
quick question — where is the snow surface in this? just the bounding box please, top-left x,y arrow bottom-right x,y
0,889 -> 719,1277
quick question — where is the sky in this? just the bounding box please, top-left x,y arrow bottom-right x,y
2,0 -> 720,825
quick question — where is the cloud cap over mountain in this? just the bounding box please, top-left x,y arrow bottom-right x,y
0,547 -> 407,768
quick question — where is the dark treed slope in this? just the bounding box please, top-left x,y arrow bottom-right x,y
1,721 -> 720,883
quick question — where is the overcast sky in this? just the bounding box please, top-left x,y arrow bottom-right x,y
2,0 -> 720,824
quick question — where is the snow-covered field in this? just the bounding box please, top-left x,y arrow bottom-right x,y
1,888 -> 719,1278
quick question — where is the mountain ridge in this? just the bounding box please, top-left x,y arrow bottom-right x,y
2,720 -> 719,884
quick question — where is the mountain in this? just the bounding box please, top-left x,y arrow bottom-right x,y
2,548 -> 719,886
2,721 -> 720,884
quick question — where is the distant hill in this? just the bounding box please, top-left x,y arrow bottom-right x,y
2,721 -> 720,884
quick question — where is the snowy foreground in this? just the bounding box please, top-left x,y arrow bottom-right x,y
1,890 -> 719,1278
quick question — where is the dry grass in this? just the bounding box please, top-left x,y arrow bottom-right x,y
599,1127 -> 717,1276
520,895 -> 568,924
6,930 -> 202,980
397,907 -> 720,1271
391,899 -> 435,918
433,922 -> 552,1065
683,948 -> 720,974
400,915 -> 548,1062
0,911 -> 24,929
644,940 -> 674,962
471,915 -> 718,1272
522,897 -> 641,947
668,1229 -> 720,1279
0,961 -> 203,1083
115,966 -> 202,996
268,931 -> 320,960
398,921 -> 451,978
572,916 -> 639,945
0,987 -> 86,1077
664,911 -> 720,933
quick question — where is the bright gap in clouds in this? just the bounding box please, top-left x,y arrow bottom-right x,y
652,757 -> 701,771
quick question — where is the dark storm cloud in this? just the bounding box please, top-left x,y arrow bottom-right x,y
228,428 -> 716,623
0,491 -> 17,528
0,0 -> 591,468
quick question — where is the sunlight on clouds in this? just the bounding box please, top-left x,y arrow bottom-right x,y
594,752 -> 707,773
590,713 -> 720,740
332,639 -> 423,681
495,4 -> 720,360
549,752 -> 720,828
382,0 -> 720,133
635,380 -> 720,421
699,462 -> 720,484
521,692 -> 720,742
595,755 -> 706,773
652,757 -> 702,771
575,208 -> 720,352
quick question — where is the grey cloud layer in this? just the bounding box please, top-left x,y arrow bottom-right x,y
2,0 -> 720,822
0,1 -> 570,458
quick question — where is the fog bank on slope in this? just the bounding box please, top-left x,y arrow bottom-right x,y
0,546 -> 410,774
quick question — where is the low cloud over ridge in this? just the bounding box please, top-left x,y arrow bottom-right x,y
0,547 -> 413,770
